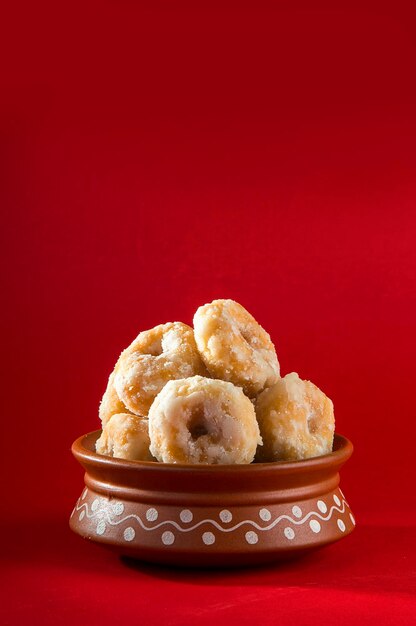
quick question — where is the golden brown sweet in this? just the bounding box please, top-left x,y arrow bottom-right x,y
96,413 -> 154,461
99,371 -> 131,426
114,322 -> 207,416
255,372 -> 335,462
149,375 -> 262,464
193,299 -> 279,397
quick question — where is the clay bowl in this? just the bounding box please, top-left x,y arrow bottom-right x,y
70,431 -> 354,567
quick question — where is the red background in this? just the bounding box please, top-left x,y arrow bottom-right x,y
1,1 -> 415,624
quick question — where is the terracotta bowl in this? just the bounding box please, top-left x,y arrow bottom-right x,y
70,431 -> 354,567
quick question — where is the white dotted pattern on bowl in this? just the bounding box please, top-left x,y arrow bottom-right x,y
245,531 -> 258,544
123,527 -> 135,542
146,508 -> 158,522
284,527 -> 295,540
259,508 -> 272,522
219,510 -> 232,523
292,506 -> 302,518
317,500 -> 327,513
180,509 -> 193,523
202,532 -> 215,545
74,490 -> 352,547
162,531 -> 175,545
309,519 -> 321,533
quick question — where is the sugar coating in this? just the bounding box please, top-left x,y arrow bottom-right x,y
193,299 -> 280,397
149,375 -> 262,464
255,372 -> 335,461
114,322 -> 207,416
96,413 -> 155,461
99,371 -> 131,426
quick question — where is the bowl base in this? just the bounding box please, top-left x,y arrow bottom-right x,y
69,482 -> 355,568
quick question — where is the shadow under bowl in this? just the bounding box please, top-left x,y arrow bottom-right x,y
70,431 -> 354,567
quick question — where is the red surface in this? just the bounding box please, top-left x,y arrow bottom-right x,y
1,2 -> 415,624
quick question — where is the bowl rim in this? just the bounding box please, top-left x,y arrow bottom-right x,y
72,430 -> 353,474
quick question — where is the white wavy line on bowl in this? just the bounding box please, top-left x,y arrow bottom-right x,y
75,502 -> 96,516
75,496 -> 347,533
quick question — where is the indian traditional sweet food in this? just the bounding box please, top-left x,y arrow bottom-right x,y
95,299 -> 335,464
99,371 -> 131,426
148,375 -> 262,464
255,372 -> 335,462
114,322 -> 207,416
193,299 -> 279,397
96,412 -> 154,461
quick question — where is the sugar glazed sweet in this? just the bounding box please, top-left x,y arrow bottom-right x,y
96,299 -> 335,464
